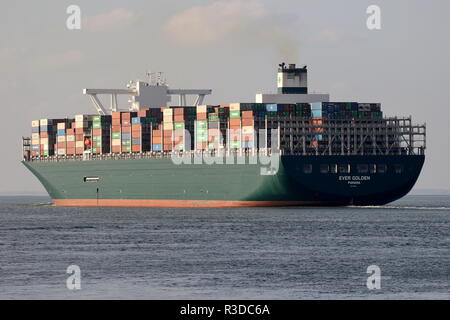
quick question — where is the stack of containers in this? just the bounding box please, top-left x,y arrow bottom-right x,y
121,112 -> 134,153
162,108 -> 173,151
111,112 -> 121,153
266,104 -> 278,118
39,119 -> 54,157
229,103 -> 241,149
92,115 -> 111,154
131,114 -> 151,153
75,115 -> 89,154
173,108 -> 186,151
241,110 -> 254,149
66,125 -> 75,155
196,105 -> 208,150
311,102 -> 324,142
295,103 -> 312,117
152,125 -> 163,151
207,109 -> 220,150
56,122 -> 67,156
31,120 -> 40,157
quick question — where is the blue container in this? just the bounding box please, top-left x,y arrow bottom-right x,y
152,144 -> 162,151
314,134 -> 323,141
243,141 -> 254,148
312,110 -> 322,118
132,117 -> 146,124
121,133 -> 131,140
57,129 -> 65,136
32,127 -> 40,133
311,102 -> 323,110
266,104 -> 278,112
132,138 -> 141,145
31,145 -> 39,150
39,125 -> 52,132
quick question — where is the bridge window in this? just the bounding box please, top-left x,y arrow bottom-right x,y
330,164 -> 337,174
320,164 -> 329,174
394,164 -> 404,174
303,164 -> 313,174
357,164 -> 369,174
378,164 -> 387,174
338,164 -> 350,174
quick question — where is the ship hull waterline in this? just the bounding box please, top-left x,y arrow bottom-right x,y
22,155 -> 425,208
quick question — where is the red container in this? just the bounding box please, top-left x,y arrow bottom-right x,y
197,113 -> 207,120
242,111 -> 253,119
66,128 -> 74,135
93,128 -> 102,136
230,118 -> 241,126
138,109 -> 150,117
196,142 -> 207,150
66,148 -> 75,155
75,147 -> 84,154
242,118 -> 254,126
131,145 -> 141,153
163,144 -> 172,151
112,118 -> 121,126
75,134 -> 84,141
121,126 -> 131,133
112,125 -> 121,132
174,115 -> 185,122
163,130 -> 173,137
75,127 -> 84,134
67,141 -> 75,148
173,108 -> 184,115
111,146 -> 121,153
132,131 -> 141,138
57,142 -> 66,148
40,132 -> 49,138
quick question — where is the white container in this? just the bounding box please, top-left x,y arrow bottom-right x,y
163,122 -> 173,130
31,120 -> 40,127
75,114 -> 89,122
31,138 -> 40,145
57,122 -> 66,130
112,139 -> 121,146
32,133 -> 40,140
230,103 -> 241,111
40,137 -> 49,144
57,149 -> 66,155
76,141 -> 84,148
66,135 -> 75,142
242,126 -> 254,135
57,135 -> 66,142
197,105 -> 207,113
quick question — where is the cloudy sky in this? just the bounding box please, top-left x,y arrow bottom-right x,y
0,0 -> 449,194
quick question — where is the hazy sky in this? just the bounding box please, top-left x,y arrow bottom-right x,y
1,0 -> 449,194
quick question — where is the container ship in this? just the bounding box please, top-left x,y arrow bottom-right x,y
22,64 -> 426,207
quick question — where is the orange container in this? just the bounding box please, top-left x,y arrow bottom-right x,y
131,145 -> 141,153
112,118 -> 121,126
197,113 -> 207,120
67,141 -> 75,148
152,136 -> 162,144
163,144 -> 172,151
174,115 -> 185,122
230,118 -> 241,126
163,130 -> 173,137
112,125 -> 121,132
66,148 -> 75,155
242,118 -> 254,126
173,108 -> 184,115
132,131 -> 141,138
111,146 -> 121,153
66,128 -> 75,135
242,111 -> 253,119
112,112 -> 121,119
75,147 -> 84,154
121,126 -> 131,133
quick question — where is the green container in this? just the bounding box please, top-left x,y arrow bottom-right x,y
122,140 -> 131,146
208,116 -> 219,122
92,116 -> 102,122
125,146 -> 131,152
230,141 -> 241,149
93,122 -> 102,129
112,132 -> 121,139
197,136 -> 207,143
174,122 -> 185,130
230,110 -> 240,119
197,120 -> 207,129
